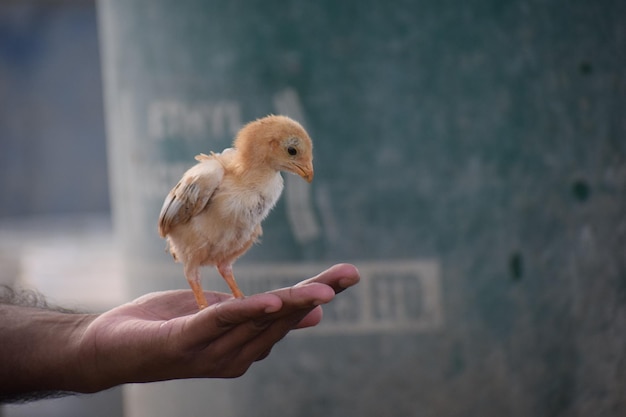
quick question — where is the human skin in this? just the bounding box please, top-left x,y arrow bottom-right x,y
0,263 -> 360,400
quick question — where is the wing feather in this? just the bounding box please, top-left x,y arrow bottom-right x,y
158,158 -> 224,237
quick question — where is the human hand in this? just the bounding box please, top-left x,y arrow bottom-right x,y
76,263 -> 359,392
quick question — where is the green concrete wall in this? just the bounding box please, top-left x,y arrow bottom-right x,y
99,1 -> 626,416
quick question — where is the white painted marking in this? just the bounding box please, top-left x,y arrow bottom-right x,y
315,184 -> 340,244
147,100 -> 242,141
273,88 -> 321,244
204,259 -> 445,334
284,175 -> 321,244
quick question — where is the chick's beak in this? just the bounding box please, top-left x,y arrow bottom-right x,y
294,161 -> 314,183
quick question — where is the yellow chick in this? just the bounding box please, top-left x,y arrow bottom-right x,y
158,115 -> 314,309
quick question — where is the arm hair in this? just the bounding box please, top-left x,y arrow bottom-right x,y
0,285 -> 77,403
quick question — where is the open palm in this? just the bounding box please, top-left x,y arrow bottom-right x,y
76,264 -> 359,392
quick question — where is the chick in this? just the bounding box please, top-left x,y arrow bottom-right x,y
158,115 -> 314,309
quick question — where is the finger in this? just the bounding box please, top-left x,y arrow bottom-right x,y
234,309 -> 312,365
211,294 -> 284,327
263,282 -> 335,320
202,284 -> 331,357
223,285 -> 330,363
229,288 -> 331,365
295,263 -> 360,294
293,305 -> 323,329
179,293 -> 284,349
255,347 -> 273,362
179,283 -> 335,376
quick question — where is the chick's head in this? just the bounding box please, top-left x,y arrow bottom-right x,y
234,115 -> 314,182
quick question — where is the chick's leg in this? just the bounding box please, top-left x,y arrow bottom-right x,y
184,263 -> 208,309
217,263 -> 245,298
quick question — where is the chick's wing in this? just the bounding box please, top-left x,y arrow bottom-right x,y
158,157 -> 224,237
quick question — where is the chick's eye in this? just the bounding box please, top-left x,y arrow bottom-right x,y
287,146 -> 298,156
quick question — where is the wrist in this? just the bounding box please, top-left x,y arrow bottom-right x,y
0,304 -> 98,395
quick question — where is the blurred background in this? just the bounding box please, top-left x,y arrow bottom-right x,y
1,0 -> 625,416
0,1 -> 123,416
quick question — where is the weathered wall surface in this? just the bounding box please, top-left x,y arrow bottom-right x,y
99,1 -> 626,416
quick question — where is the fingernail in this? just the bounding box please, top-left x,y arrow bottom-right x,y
338,266 -> 360,288
264,304 -> 281,313
338,276 -> 355,288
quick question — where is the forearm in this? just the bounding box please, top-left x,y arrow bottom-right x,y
0,304 -> 97,399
